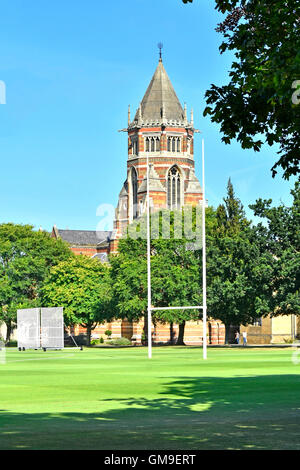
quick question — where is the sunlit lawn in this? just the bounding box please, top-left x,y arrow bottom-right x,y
1,346 -> 300,450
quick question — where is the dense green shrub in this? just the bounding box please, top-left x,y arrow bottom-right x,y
108,337 -> 131,346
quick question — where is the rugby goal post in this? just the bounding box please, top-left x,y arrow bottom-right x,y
146,139 -> 207,360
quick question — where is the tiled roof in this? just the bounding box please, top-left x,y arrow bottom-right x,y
57,229 -> 112,246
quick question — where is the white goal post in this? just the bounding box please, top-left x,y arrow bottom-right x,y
146,139 -> 207,360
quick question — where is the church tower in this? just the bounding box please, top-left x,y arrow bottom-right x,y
110,56 -> 203,252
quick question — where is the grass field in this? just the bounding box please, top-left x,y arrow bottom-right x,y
1,346 -> 300,450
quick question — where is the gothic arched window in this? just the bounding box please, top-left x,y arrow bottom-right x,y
167,166 -> 181,209
132,167 -> 138,219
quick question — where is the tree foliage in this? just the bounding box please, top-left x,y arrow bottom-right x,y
205,179 -> 274,341
0,224 -> 72,342
183,0 -> 300,179
111,189 -> 275,344
110,209 -> 204,344
250,179 -> 300,315
41,256 -> 113,345
216,178 -> 249,234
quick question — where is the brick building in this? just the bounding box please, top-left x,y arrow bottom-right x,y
52,57 -> 297,346
52,57 -> 225,345
109,56 -> 204,253
51,227 -> 111,261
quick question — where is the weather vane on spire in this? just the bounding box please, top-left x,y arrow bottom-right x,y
158,42 -> 163,60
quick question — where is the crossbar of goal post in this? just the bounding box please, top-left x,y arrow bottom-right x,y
146,139 -> 207,360
152,306 -> 204,311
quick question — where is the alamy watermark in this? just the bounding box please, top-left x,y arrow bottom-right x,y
0,80 -> 6,104
96,204 -> 203,250
292,80 -> 300,105
96,203 -> 115,233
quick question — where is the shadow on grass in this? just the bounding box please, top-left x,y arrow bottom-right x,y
1,374 -> 300,450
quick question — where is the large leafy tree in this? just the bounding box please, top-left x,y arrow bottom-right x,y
250,179 -> 300,316
0,224 -> 72,342
112,183 -> 275,345
206,229 -> 274,342
183,0 -> 300,179
205,180 -> 274,342
41,256 -> 113,345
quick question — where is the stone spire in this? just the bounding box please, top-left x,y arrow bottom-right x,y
133,59 -> 185,124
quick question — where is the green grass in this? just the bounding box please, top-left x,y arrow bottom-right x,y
1,346 -> 300,450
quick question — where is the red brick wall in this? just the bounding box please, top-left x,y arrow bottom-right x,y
70,246 -> 97,256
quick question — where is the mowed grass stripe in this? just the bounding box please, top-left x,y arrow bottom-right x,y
0,347 -> 300,449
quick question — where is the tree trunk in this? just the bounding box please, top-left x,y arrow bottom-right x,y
86,325 -> 92,346
176,321 -> 186,345
144,314 -> 149,346
5,320 -> 12,344
224,324 -> 231,345
170,322 -> 174,344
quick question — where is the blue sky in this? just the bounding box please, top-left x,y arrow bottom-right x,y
0,0 -> 296,232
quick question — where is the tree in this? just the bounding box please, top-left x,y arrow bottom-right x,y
41,256 -> 113,345
151,236 -> 201,345
250,179 -> 300,316
110,209 -> 203,345
182,0 -> 300,179
205,180 -> 274,342
0,224 -> 72,342
206,229 -> 274,342
216,177 -> 249,234
112,185 -> 274,345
